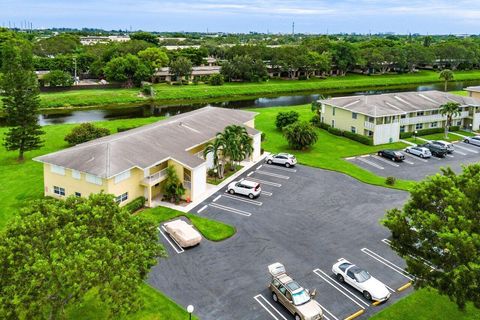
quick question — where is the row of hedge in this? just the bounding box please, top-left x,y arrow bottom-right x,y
124,196 -> 146,214
399,126 -> 459,139
310,115 -> 374,145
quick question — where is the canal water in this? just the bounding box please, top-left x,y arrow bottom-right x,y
30,80 -> 480,126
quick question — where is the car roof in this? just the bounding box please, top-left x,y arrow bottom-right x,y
433,140 -> 449,144
240,180 -> 258,187
277,153 -> 294,157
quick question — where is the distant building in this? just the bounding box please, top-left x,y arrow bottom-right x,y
80,35 -> 130,45
318,91 -> 480,145
154,66 -> 221,82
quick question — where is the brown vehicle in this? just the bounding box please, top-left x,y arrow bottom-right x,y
164,219 -> 202,248
268,263 -> 323,320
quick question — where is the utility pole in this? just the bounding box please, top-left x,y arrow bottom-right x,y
73,56 -> 78,85
292,21 -> 295,36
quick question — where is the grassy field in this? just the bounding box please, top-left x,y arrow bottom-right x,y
371,289 -> 479,320
9,70 -> 480,109
0,116 -> 235,320
252,105 -> 415,190
405,130 -> 476,144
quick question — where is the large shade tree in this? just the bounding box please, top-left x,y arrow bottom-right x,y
383,164 -> 480,310
439,101 -> 461,139
0,193 -> 164,319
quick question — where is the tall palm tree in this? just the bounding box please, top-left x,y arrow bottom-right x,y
203,135 -> 226,178
439,101 -> 461,139
439,69 -> 454,92
218,125 -> 253,169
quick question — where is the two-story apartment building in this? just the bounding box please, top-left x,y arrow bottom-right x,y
34,107 -> 262,207
318,91 -> 480,145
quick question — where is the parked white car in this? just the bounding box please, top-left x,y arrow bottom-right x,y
332,259 -> 391,302
404,146 -> 432,158
431,140 -> 454,153
464,136 -> 480,147
266,153 -> 297,168
227,180 -> 261,199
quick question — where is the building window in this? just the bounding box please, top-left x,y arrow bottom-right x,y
321,116 -> 324,123
416,123 -> 423,130
457,120 -> 462,126
400,126 -> 406,133
86,174 -> 102,185
417,111 -> 424,116
367,130 -> 374,137
53,186 -> 65,196
51,165 -> 65,175
352,112 -> 357,119
331,120 -> 335,128
115,192 -> 128,204
75,192 -> 81,197
400,114 -> 406,119
384,116 -> 392,124
431,110 -> 439,115
332,107 -> 336,116
114,170 -> 131,184
72,170 -> 81,180
351,126 -> 356,133
430,122 -> 438,128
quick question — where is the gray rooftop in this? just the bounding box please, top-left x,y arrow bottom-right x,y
319,90 -> 480,117
34,107 -> 259,178
465,86 -> 480,93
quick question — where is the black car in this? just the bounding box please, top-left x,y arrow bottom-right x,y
377,149 -> 405,162
421,143 -> 448,158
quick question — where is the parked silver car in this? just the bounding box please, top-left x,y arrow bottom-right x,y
265,153 -> 297,168
405,146 -> 432,158
464,136 -> 480,147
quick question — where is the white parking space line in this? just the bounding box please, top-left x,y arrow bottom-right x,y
256,170 -> 290,180
248,177 -> 282,187
361,248 -> 413,281
265,165 -> 297,173
209,203 -> 252,217
247,171 -> 254,177
313,269 -> 369,308
197,205 -> 207,213
455,143 -> 479,153
403,152 -> 428,163
157,227 -> 184,254
447,154 -> 454,158
222,193 -> 263,206
317,303 -> 338,320
382,239 -> 436,271
212,195 -> 221,202
261,191 -> 273,196
253,294 -> 288,320
403,159 -> 415,165
256,165 -> 263,170
453,149 -> 467,156
357,157 -> 384,170
372,155 -> 400,167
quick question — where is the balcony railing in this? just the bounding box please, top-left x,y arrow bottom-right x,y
183,181 -> 191,190
399,111 -> 469,126
141,168 -> 168,186
364,121 -> 375,131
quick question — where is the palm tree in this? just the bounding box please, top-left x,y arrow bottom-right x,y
439,69 -> 454,92
203,135 -> 226,178
217,125 -> 253,170
439,102 -> 461,139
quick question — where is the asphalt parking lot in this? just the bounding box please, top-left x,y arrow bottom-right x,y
148,161 -> 412,320
347,140 -> 480,181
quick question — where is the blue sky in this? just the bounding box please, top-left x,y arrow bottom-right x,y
2,0 -> 480,34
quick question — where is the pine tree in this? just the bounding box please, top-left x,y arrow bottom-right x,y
0,39 -> 44,161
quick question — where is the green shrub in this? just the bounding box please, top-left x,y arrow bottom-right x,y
343,131 -> 374,145
43,70 -> 74,87
449,126 -> 460,132
385,176 -> 396,186
124,196 -> 146,213
117,126 -> 139,133
310,114 -> 322,127
327,127 -> 344,136
319,122 -> 331,130
208,73 -> 224,86
275,111 -> 300,130
400,132 -> 414,139
141,83 -> 155,97
283,121 -> 318,150
261,132 -> 266,141
64,123 -> 110,146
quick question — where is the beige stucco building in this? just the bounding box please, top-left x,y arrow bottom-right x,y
318,91 -> 480,145
34,107 -> 262,207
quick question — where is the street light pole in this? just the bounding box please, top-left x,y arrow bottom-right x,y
187,305 -> 194,320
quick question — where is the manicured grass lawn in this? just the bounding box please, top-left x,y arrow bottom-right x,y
451,90 -> 468,96
405,130 -> 476,144
251,105 -> 415,191
139,206 -> 236,242
371,288 -> 479,320
7,70 -> 480,109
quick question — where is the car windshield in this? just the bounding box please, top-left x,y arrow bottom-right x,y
353,269 -> 371,283
292,289 -> 311,306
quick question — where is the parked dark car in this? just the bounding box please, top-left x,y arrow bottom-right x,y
421,143 -> 448,158
377,149 -> 405,162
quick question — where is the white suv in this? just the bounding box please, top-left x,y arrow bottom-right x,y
227,180 -> 261,199
464,136 -> 480,146
266,153 -> 297,168
405,146 -> 432,158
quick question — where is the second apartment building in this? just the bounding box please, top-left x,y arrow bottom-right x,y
318,90 -> 480,145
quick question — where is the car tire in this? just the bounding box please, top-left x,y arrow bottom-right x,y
406,149 -> 410,153
294,314 -> 301,320
248,193 -> 254,199
363,291 -> 372,301
391,157 -> 395,161
420,154 -> 424,158
378,152 -> 382,156
285,162 -> 291,168
267,159 -> 273,164
228,189 -> 235,195
272,292 -> 278,302
336,274 -> 344,283
465,139 -> 469,144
